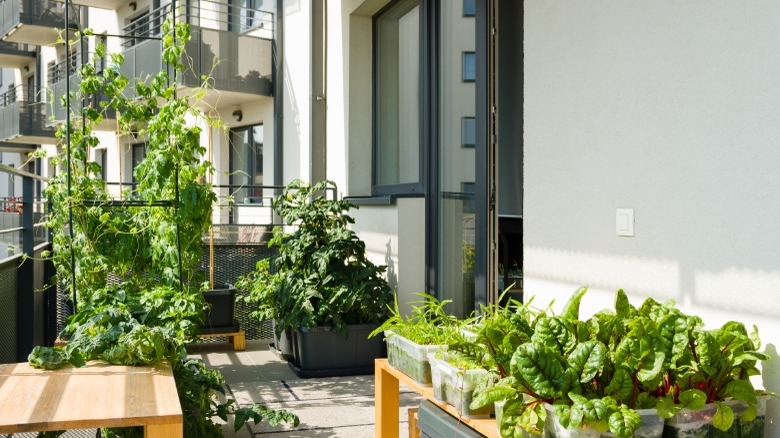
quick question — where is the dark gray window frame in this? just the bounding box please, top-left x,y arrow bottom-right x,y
463,0 -> 475,17
462,51 -> 476,82
461,116 -> 476,148
371,0 -> 427,198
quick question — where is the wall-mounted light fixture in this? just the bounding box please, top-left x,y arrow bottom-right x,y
129,2 -> 137,11
232,109 -> 243,122
23,66 -> 29,72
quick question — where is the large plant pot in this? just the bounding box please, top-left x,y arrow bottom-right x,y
289,323 -> 386,378
271,319 -> 294,360
198,285 -> 238,334
385,330 -> 446,385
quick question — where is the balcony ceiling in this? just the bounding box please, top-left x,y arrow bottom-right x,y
0,51 -> 34,68
2,25 -> 64,46
69,0 -> 126,9
0,142 -> 35,152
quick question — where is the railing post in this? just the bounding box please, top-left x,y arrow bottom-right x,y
16,174 -> 34,361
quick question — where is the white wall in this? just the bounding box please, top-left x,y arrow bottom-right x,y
524,1 -> 780,432
282,0 -> 311,183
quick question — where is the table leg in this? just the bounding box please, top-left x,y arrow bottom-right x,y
375,360 -> 400,438
144,422 -> 183,438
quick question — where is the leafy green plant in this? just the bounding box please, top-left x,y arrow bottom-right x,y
239,179 -> 393,337
38,20 -> 297,436
368,292 -> 463,345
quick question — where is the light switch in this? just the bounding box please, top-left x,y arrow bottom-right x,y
616,208 -> 634,237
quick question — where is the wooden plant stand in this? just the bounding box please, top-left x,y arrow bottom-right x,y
197,329 -> 246,351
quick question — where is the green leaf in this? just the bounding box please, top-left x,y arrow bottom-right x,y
561,286 -> 588,321
532,315 -> 577,355
605,367 -> 634,401
712,401 -> 735,432
656,396 -> 679,419
679,389 -> 707,411
717,380 -> 757,405
566,340 -> 607,383
512,343 -> 567,399
614,289 -> 634,319
608,405 -> 641,438
637,351 -> 665,384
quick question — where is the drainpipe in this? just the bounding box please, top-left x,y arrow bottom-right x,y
273,0 -> 283,190
311,0 -> 326,185
272,0 -> 284,225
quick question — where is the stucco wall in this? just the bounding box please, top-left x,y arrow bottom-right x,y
524,1 -> 780,432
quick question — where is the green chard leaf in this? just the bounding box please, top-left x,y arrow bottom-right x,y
512,343 -> 567,399
566,340 -> 607,383
608,405 -> 641,438
605,367 -> 634,401
712,401 -> 735,432
561,286 -> 588,321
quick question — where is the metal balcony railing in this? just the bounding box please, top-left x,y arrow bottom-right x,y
0,85 -> 56,142
0,0 -> 80,45
121,0 -> 274,48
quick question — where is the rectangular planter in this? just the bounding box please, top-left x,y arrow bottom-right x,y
289,323 -> 386,378
199,285 -> 238,333
385,330 -> 445,385
427,353 -> 493,419
418,400 -> 484,438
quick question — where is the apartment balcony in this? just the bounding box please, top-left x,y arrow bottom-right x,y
47,52 -> 117,128
0,0 -> 80,46
120,1 -> 273,107
0,41 -> 33,68
68,0 -> 125,9
0,85 -> 57,144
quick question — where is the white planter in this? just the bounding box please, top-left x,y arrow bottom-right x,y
663,403 -> 717,438
427,352 -> 493,419
599,408 -> 663,438
385,330 -> 445,385
544,404 -> 600,438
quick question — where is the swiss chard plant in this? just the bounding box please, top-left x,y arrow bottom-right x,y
36,20 -> 298,436
240,179 -> 393,338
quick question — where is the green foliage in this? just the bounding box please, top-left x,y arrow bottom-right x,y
368,292 -> 463,345
40,20 -> 297,435
28,346 -> 84,370
239,179 -> 393,337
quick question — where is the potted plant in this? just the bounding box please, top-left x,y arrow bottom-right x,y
370,292 -> 463,385
37,22 -> 298,435
239,179 -> 394,377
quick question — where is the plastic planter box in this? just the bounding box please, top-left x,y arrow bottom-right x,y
199,285 -> 238,333
544,404 -> 600,438
385,330 -> 445,385
662,400 -> 767,438
600,408 -> 663,438
427,352 -> 493,418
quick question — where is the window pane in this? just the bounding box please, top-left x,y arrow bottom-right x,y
462,52 -> 476,82
375,0 -> 420,187
463,0 -> 476,17
461,117 -> 475,147
230,125 -> 263,202
439,2 -> 476,317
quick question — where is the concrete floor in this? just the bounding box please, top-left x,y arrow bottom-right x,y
187,340 -> 422,438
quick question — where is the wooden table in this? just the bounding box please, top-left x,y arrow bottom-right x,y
0,361 -> 183,437
375,358 -> 499,438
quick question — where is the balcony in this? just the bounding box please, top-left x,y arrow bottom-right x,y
47,52 -> 117,128
0,41 -> 33,68
0,85 -> 57,144
0,0 -> 80,46
120,0 -> 273,106
68,0 -> 125,9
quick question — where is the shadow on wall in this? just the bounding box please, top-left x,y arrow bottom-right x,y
762,344 -> 780,436
385,239 -> 398,290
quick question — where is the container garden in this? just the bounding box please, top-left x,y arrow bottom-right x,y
385,330 -> 445,385
427,352 -> 493,419
288,323 -> 386,378
736,395 -> 769,438
664,397 -> 768,438
198,284 -> 238,334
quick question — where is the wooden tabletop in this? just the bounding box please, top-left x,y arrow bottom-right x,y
0,361 -> 182,434
375,359 -> 499,438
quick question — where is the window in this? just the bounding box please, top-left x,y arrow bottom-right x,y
126,11 -> 150,47
229,124 -> 263,203
231,0 -> 264,33
95,149 -> 107,180
373,0 -> 421,194
131,143 -> 146,185
461,117 -> 475,148
462,52 -> 476,82
463,0 -> 475,17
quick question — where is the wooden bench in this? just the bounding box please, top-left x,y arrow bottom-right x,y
197,329 -> 246,351
0,361 -> 182,437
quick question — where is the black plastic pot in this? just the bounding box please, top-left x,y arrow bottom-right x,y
272,319 -> 294,360
199,284 -> 239,333
289,323 -> 386,378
